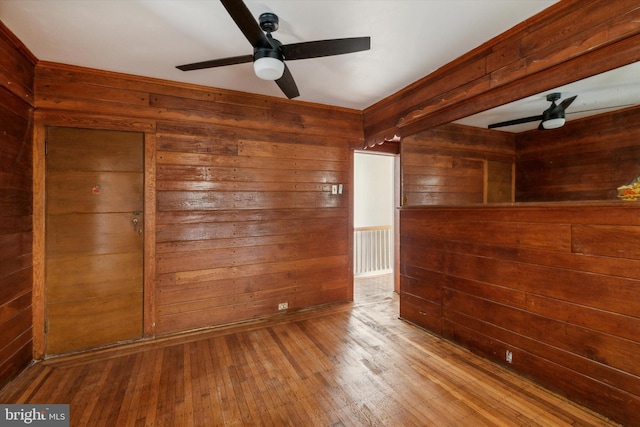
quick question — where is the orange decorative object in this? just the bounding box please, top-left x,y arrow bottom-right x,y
617,177 -> 640,201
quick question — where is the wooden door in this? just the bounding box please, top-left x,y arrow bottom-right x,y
45,127 -> 144,355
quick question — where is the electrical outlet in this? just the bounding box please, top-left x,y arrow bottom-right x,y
278,302 -> 288,311
506,350 -> 513,363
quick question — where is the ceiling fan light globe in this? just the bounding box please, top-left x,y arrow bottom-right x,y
542,117 -> 565,129
254,57 -> 284,80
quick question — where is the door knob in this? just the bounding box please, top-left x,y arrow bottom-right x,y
132,213 -> 143,235
132,217 -> 142,235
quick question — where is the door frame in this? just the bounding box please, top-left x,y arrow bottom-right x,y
32,115 -> 157,359
352,149 -> 401,293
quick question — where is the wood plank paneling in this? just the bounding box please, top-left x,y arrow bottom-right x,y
0,21 -> 35,390
402,123 -> 514,206
400,204 -> 640,426
486,160 -> 513,203
153,116 -> 354,334
33,60 -> 361,340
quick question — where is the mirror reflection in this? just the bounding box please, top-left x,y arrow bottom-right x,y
454,62 -> 640,133
401,62 -> 640,206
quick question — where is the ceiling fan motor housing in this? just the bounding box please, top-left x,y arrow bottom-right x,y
254,45 -> 283,62
254,33 -> 284,60
256,13 -> 283,62
543,92 -> 565,121
546,92 -> 562,103
259,12 -> 279,33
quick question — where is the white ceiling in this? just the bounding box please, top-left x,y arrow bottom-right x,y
0,0 -> 560,110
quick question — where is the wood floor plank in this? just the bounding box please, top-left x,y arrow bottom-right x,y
139,348 -> 164,427
181,344 -> 195,427
73,359 -> 114,427
194,339 -> 224,427
237,332 -> 280,426
11,365 -> 53,403
0,275 -> 621,426
115,353 -> 146,427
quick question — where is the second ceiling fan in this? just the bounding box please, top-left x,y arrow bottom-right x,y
176,0 -> 371,99
488,93 -> 577,130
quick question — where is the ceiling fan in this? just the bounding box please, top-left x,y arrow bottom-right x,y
488,93 -> 577,130
176,0 -> 371,99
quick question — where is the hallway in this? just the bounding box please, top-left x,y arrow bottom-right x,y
354,273 -> 395,304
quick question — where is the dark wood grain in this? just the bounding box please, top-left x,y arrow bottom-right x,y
400,204 -> 640,426
32,58 -> 359,340
0,21 -> 35,390
402,123 -> 514,206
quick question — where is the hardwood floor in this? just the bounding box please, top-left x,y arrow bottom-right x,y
0,275 -> 619,426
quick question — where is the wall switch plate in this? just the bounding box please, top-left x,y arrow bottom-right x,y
506,350 -> 513,363
331,185 -> 338,194
338,184 -> 343,194
278,302 -> 288,310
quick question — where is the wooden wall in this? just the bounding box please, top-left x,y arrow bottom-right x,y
391,5 -> 640,420
154,128 -> 352,335
32,62 -> 361,345
516,105 -> 640,202
402,123 -> 514,206
400,204 -> 640,426
0,23 -> 35,390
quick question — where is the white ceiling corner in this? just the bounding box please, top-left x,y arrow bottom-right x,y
0,0 -> 559,111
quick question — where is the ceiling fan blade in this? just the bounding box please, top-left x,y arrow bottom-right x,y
176,54 -> 253,71
276,64 -> 299,99
282,37 -> 371,60
559,95 -> 577,111
220,0 -> 271,49
567,103 -> 635,115
488,115 -> 543,129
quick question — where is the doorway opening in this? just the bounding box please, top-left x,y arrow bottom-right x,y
353,151 -> 399,303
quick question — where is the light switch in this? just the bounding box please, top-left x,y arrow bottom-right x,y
338,184 -> 343,194
331,185 -> 338,194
